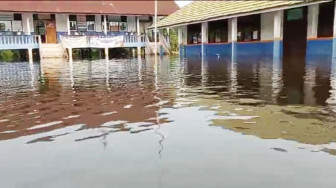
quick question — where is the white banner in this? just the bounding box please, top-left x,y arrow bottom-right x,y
90,36 -> 124,48
60,36 -> 87,48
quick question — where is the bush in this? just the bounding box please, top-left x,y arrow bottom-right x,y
0,50 -> 14,62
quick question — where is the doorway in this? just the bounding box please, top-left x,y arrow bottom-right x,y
34,14 -> 57,44
283,7 -> 308,57
281,7 -> 308,104
45,21 -> 57,43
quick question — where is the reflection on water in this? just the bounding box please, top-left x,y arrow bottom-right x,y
1,55 -> 336,187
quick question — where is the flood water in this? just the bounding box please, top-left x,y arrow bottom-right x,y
1,55 -> 336,188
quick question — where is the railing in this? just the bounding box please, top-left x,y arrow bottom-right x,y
60,34 -> 147,49
0,35 -> 40,50
124,34 -> 146,43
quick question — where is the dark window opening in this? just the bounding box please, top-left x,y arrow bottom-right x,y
318,1 -> 335,37
69,15 -> 77,21
121,16 -> 127,22
187,23 -> 201,44
208,20 -> 228,43
86,15 -> 95,21
238,14 -> 261,42
13,14 -> 22,21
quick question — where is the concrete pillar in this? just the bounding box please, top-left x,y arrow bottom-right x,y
26,16 -> 31,35
274,10 -> 283,59
333,2 -> 336,58
28,48 -> 33,64
201,22 -> 208,57
67,15 -> 70,35
137,16 -> 141,56
229,18 -> 238,61
307,4 -> 319,38
105,47 -> 109,60
68,48 -> 73,62
104,15 -> 107,35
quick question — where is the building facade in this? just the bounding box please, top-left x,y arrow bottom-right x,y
155,0 -> 336,59
0,1 -> 179,61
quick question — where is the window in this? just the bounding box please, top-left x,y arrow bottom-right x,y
187,24 -> 201,44
86,15 -> 95,31
0,21 -> 11,31
70,21 -> 77,31
87,21 -> 95,31
12,20 -> 22,32
119,22 -> 127,31
287,8 -> 304,21
0,23 -> 5,31
237,14 -> 260,42
208,20 -> 228,43
108,22 -> 119,31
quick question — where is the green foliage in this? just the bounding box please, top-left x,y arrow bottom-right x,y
168,29 -> 178,53
0,50 -> 14,62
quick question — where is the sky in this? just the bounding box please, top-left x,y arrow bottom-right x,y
175,0 -> 192,7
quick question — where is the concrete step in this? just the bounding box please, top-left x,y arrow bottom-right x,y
40,43 -> 65,58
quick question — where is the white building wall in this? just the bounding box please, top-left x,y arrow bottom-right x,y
127,16 -> 136,32
55,14 -> 68,32
261,12 -> 274,41
22,13 -> 34,34
95,15 -> 102,32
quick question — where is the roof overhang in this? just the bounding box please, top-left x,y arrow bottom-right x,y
153,0 -> 331,29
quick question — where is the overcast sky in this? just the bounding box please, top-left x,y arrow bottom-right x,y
175,0 -> 192,7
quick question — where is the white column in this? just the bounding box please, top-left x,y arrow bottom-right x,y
274,11 -> 283,59
26,16 -> 31,35
28,48 -> 33,64
178,27 -> 182,44
105,47 -> 109,60
229,18 -> 238,61
201,22 -> 208,57
67,15 -> 70,35
333,2 -> 336,58
104,15 -> 107,35
137,16 -> 141,55
68,48 -> 73,62
333,1 -> 336,38
274,11 -> 283,40
307,5 -> 319,38
230,18 -> 238,42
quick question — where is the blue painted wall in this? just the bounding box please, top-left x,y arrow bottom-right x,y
185,44 -> 202,57
183,41 -> 281,58
306,38 -> 333,57
180,39 -> 336,62
205,43 -> 231,57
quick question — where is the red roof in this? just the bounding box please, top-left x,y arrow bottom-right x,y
0,1 -> 179,16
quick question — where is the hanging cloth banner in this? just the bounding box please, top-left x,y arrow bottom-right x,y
90,36 -> 124,48
60,36 -> 88,48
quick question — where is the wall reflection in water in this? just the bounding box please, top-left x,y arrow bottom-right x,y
0,53 -> 336,146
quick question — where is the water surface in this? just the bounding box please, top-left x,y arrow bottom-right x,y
1,55 -> 336,188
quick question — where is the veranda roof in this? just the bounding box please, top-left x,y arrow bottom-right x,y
0,0 -> 179,16
154,0 -> 330,28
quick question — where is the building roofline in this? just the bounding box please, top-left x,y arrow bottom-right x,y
153,0 -> 331,29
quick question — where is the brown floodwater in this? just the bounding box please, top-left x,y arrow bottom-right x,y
0,55 -> 336,187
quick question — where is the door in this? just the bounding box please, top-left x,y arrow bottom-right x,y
45,21 -> 57,43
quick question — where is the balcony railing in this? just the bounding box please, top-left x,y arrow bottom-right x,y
60,34 -> 146,49
0,35 -> 40,50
